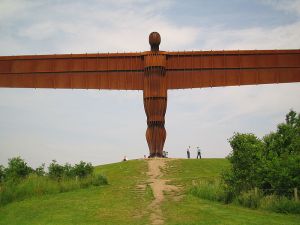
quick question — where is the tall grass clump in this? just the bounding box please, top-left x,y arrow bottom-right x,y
260,195 -> 300,214
92,174 -> 108,186
188,180 -> 233,203
0,157 -> 108,206
189,182 -> 300,214
235,189 -> 262,209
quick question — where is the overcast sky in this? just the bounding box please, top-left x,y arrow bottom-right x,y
0,0 -> 300,168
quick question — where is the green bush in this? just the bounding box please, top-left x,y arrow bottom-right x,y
48,160 -> 64,180
73,161 -> 93,178
48,160 -> 93,180
4,157 -> 33,181
63,163 -> 75,178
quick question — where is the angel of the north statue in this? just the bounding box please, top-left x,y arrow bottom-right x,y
0,32 -> 299,157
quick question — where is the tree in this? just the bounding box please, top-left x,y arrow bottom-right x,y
73,161 -> 93,178
63,163 -> 75,178
223,110 -> 300,196
4,157 -> 33,181
48,160 -> 64,180
261,110 -> 300,195
224,133 -> 264,193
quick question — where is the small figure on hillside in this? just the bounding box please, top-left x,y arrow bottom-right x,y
187,146 -> 191,159
144,155 -> 147,159
196,147 -> 201,159
123,156 -> 128,161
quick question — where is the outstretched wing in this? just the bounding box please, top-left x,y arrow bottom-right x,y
0,53 -> 144,90
166,50 -> 300,89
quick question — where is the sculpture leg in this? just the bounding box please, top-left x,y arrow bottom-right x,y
144,97 -> 167,157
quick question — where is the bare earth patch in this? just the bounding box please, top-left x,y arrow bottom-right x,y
146,158 -> 180,225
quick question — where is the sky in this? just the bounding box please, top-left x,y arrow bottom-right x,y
0,0 -> 300,168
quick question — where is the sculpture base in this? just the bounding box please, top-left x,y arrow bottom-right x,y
149,153 -> 165,158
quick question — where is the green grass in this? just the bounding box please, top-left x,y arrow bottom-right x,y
162,195 -> 300,225
1,158 -> 299,225
163,158 -> 230,187
0,159 -> 151,225
162,159 -> 300,225
0,174 -> 107,206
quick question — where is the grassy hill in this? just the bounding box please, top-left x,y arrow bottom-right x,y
0,158 -> 299,225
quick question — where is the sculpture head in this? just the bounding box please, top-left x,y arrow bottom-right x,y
149,32 -> 161,51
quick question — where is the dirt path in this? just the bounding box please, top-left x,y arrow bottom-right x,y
146,158 -> 180,225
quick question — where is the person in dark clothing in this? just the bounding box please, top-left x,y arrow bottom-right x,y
197,147 -> 201,159
187,146 -> 191,159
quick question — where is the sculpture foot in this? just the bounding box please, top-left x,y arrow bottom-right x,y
149,153 -> 164,158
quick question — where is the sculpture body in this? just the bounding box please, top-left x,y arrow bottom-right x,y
144,33 -> 167,157
0,32 -> 299,157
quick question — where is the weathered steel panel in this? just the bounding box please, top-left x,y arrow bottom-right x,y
167,50 -> 300,89
167,67 -> 300,89
0,53 -> 144,90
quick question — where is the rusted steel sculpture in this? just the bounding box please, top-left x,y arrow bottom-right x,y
0,32 -> 300,157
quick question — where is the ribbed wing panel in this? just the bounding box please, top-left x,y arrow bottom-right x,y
0,53 -> 144,90
166,50 -> 300,89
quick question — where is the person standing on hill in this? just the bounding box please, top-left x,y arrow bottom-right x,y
187,146 -> 191,159
196,147 -> 201,159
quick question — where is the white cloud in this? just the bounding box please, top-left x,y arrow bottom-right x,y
0,0 -> 197,54
262,0 -> 300,15
0,0 -> 41,21
189,21 -> 300,50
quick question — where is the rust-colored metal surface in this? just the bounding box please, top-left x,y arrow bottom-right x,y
0,53 -> 144,90
166,50 -> 300,89
144,32 -> 167,157
0,32 -> 299,157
